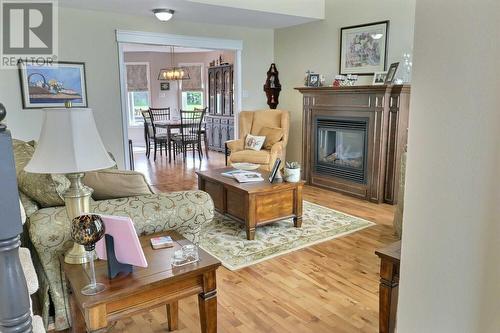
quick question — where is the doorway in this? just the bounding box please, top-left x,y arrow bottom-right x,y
116,30 -> 243,169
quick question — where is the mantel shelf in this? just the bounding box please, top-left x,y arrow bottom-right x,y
295,84 -> 410,93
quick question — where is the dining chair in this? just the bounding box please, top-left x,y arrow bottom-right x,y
149,107 -> 171,121
141,109 -> 168,161
194,107 -> 209,158
171,109 -> 206,162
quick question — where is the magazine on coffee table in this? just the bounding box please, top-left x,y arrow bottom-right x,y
233,172 -> 264,183
221,169 -> 255,178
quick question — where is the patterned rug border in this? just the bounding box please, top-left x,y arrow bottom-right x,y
199,201 -> 376,271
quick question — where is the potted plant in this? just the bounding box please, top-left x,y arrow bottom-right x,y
284,161 -> 301,182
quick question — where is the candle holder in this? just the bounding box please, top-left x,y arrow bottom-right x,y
71,214 -> 106,295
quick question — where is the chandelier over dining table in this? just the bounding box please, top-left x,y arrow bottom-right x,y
158,45 -> 191,81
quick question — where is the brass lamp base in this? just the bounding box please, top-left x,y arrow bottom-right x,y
65,243 -> 96,264
63,173 -> 95,264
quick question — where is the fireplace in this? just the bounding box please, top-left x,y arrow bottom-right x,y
296,85 -> 411,204
315,117 -> 368,184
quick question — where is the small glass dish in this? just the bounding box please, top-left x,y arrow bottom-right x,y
171,246 -> 199,267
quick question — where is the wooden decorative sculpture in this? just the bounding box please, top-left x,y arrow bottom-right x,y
263,63 -> 281,109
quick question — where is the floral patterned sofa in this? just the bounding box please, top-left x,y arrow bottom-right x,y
13,139 -> 214,331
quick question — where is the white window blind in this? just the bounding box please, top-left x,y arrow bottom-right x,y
126,64 -> 149,92
181,65 -> 203,91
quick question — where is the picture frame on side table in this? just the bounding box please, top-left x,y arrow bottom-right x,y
307,74 -> 320,87
384,62 -> 399,84
18,61 -> 88,109
372,71 -> 388,85
340,21 -> 389,75
268,158 -> 281,183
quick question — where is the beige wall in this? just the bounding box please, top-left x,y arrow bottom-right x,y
397,0 -> 500,332
124,50 -> 235,146
0,7 -> 273,167
274,0 -> 416,162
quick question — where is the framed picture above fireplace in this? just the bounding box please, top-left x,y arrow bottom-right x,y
340,21 -> 389,75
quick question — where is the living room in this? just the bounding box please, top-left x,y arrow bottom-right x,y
0,1 -> 499,333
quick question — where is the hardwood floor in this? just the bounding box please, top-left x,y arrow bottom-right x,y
62,149 -> 397,332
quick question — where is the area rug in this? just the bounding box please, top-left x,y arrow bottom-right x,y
198,201 -> 375,270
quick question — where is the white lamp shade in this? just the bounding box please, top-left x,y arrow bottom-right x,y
24,108 -> 116,174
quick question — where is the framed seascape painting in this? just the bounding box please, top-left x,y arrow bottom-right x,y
340,21 -> 389,75
18,61 -> 88,109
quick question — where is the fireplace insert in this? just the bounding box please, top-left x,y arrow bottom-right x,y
314,117 -> 368,184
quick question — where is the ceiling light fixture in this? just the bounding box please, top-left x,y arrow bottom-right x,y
158,46 -> 190,81
153,9 -> 174,22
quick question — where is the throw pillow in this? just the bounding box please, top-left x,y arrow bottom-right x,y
12,139 -> 69,208
83,169 -> 154,201
244,134 -> 266,151
258,127 -> 284,150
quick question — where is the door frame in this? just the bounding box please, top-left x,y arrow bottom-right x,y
116,30 -> 243,169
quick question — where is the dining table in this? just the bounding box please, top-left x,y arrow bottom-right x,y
154,119 -> 182,162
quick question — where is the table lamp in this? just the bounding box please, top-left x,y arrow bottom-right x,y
24,107 -> 115,264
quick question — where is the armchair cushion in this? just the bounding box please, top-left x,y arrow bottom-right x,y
230,149 -> 271,165
226,138 -> 244,152
83,169 -> 154,200
244,134 -> 265,151
258,127 -> 284,150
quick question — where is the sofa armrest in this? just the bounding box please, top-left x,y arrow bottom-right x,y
225,139 -> 245,152
83,169 -> 154,200
270,141 -> 284,158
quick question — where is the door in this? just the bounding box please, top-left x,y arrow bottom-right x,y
208,68 -> 215,115
222,66 -> 233,116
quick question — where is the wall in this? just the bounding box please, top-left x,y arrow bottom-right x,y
274,0 -> 416,161
0,7 -> 273,168
124,50 -> 235,146
397,0 -> 500,332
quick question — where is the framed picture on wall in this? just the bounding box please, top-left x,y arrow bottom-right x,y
18,61 -> 88,109
340,21 -> 389,75
160,82 -> 170,91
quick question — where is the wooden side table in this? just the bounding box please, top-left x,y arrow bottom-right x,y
375,241 -> 401,333
62,231 -> 221,332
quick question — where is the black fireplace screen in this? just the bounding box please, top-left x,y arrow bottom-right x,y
315,117 -> 368,184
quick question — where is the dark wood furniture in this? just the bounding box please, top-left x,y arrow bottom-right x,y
171,109 -> 206,162
196,168 -> 304,240
141,109 -> 169,161
206,64 -> 234,152
62,231 -> 221,333
263,63 -> 281,109
375,241 -> 401,333
154,119 -> 181,162
295,85 -> 410,204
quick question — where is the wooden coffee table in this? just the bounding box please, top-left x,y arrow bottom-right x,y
196,167 -> 304,240
62,231 -> 221,333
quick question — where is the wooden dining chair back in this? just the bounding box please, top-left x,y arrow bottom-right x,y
194,107 -> 209,158
172,109 -> 206,162
149,107 -> 171,121
141,109 -> 168,161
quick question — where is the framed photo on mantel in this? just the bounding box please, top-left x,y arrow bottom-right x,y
340,21 -> 389,76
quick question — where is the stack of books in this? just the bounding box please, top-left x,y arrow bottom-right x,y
221,170 -> 264,183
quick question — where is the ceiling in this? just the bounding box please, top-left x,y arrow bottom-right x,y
122,44 -> 216,53
58,0 -> 324,29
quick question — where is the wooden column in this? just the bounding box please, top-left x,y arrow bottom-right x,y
0,104 -> 32,332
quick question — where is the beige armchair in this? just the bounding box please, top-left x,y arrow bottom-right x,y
226,110 -> 290,171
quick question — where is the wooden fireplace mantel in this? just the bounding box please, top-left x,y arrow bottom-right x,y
295,84 -> 411,204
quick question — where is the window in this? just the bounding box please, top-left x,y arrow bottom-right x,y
179,63 -> 204,111
128,91 -> 150,126
125,62 -> 150,126
181,91 -> 204,111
